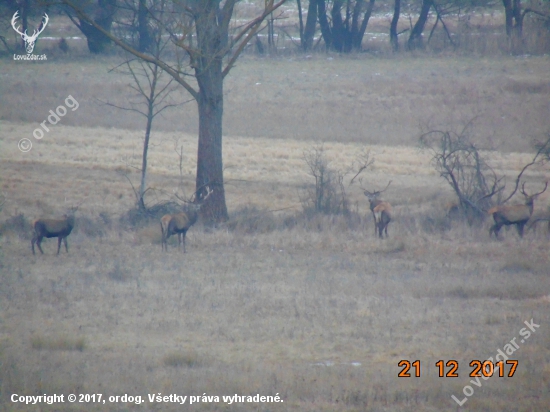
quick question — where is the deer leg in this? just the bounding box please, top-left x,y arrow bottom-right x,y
371,211 -> 377,236
36,236 -> 45,254
517,223 -> 526,238
31,236 -> 36,255
63,237 -> 69,253
56,237 -> 62,255
182,230 -> 188,253
492,223 -> 502,239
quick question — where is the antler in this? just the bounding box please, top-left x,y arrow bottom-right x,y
520,182 -> 528,196
176,186 -> 213,204
522,181 -> 548,197
520,181 -> 548,198
11,11 -> 24,36
365,180 -> 392,196
201,186 -> 213,202
33,13 -> 49,38
535,181 -> 549,197
379,180 -> 392,194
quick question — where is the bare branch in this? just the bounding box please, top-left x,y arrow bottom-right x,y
500,136 -> 550,204
62,0 -> 199,100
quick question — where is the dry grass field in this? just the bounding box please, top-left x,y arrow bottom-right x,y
1,51 -> 550,412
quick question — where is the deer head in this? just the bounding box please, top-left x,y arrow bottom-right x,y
12,11 -> 49,54
520,181 -> 548,206
363,180 -> 392,204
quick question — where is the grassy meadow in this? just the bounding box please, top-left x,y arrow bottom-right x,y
1,50 -> 550,411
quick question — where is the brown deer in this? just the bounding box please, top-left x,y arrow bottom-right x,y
31,206 -> 78,255
363,181 -> 392,238
160,187 -> 212,252
372,201 -> 392,239
488,182 -> 548,239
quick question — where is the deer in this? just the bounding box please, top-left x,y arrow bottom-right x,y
160,187 -> 213,252
363,181 -> 392,238
372,201 -> 392,239
488,182 -> 548,239
11,11 -> 49,54
31,206 -> 78,255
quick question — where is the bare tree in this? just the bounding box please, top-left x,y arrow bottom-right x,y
65,0 -> 117,53
390,0 -> 401,51
307,0 -> 376,52
502,0 -> 550,54
421,122 -> 550,226
63,0 -> 286,222
104,7 -> 187,211
408,0 -> 434,50
303,145 -> 372,215
420,121 -> 504,224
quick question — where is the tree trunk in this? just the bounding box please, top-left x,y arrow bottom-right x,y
502,0 -> 514,35
317,0 -> 332,50
195,62 -> 227,221
390,0 -> 400,51
354,0 -> 375,51
16,0 -> 31,52
137,0 -> 151,52
407,0 -> 433,50
139,100 -> 153,211
303,0 -> 318,50
297,0 -> 305,47
79,0 -> 117,54
351,0 -> 364,46
193,2 -> 229,221
331,0 -> 345,51
512,0 -> 523,36
502,0 -> 524,53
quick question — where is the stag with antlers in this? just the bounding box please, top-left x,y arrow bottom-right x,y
363,181 -> 393,238
160,187 -> 213,252
11,11 -> 49,54
488,182 -> 548,239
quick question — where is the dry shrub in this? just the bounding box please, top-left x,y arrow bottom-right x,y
227,206 -> 281,234
500,260 -> 535,274
76,215 -> 107,238
119,202 -> 182,230
0,213 -> 30,238
373,238 -> 406,254
98,211 -> 112,228
504,79 -> 550,95
163,350 -> 203,368
106,259 -> 132,282
134,225 -> 162,245
446,285 -> 542,300
31,335 -> 85,351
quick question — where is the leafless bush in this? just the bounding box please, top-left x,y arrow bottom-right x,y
301,145 -> 372,216
0,213 -> 31,239
421,122 -> 550,227
420,121 -> 503,225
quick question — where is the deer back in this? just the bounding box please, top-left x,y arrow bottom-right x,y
34,214 -> 75,236
489,204 -> 531,223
